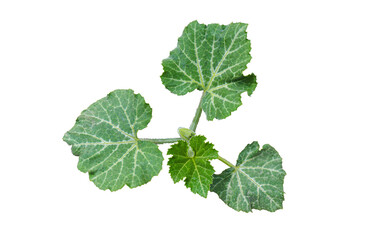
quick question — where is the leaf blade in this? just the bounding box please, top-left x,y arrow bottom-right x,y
63,89 -> 163,191
211,142 -> 285,212
161,21 -> 256,120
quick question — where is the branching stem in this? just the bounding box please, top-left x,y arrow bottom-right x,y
189,92 -> 205,132
142,93 -> 205,145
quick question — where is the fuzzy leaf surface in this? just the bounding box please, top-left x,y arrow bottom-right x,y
167,135 -> 218,197
63,89 -> 163,191
161,20 -> 257,120
211,142 -> 285,212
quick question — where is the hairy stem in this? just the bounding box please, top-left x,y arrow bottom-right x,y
217,155 -> 236,169
139,138 -> 182,144
189,92 -> 205,132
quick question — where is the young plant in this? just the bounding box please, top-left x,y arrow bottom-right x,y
63,20 -> 286,213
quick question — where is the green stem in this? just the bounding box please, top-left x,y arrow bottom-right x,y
189,92 -> 205,132
139,138 -> 181,144
217,155 -> 236,169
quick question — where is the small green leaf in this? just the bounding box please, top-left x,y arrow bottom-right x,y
211,142 -> 286,212
63,89 -> 163,191
167,135 -> 218,197
161,20 -> 257,120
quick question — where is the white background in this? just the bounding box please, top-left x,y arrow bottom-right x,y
1,0 -> 371,239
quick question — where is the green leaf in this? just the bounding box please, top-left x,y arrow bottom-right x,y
211,142 -> 286,212
63,89 -> 163,191
167,135 -> 218,197
161,20 -> 257,120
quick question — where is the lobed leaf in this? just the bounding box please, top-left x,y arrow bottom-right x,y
63,89 -> 163,191
167,135 -> 218,197
211,142 -> 286,212
161,20 -> 257,120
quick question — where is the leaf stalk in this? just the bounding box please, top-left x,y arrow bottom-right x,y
217,155 -> 236,169
189,92 -> 205,132
139,138 -> 182,144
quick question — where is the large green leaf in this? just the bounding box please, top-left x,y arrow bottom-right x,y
161,20 -> 257,120
63,89 -> 163,191
167,135 -> 218,197
211,142 -> 285,212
